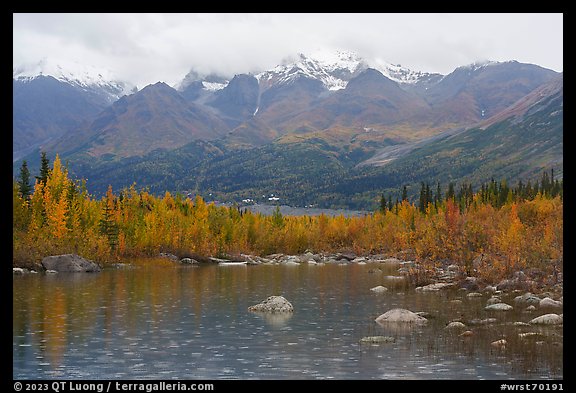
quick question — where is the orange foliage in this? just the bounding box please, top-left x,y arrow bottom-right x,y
13,157 -> 563,283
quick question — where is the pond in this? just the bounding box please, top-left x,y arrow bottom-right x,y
13,259 -> 563,379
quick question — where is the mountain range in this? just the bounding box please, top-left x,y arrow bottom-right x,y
13,51 -> 562,209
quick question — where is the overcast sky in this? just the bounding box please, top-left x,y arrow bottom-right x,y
13,13 -> 563,88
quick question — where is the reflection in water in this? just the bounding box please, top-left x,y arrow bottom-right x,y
13,259 -> 562,379
250,311 -> 294,328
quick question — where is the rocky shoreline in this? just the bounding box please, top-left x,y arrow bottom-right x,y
13,250 -> 563,300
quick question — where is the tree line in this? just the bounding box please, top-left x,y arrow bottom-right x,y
380,169 -> 563,214
14,153 -> 562,283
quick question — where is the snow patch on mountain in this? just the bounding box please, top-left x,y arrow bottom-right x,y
13,58 -> 133,101
177,50 -> 444,94
256,51 -> 367,91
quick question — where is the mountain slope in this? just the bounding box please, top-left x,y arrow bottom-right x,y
13,59 -> 133,160
13,76 -> 109,159
47,82 -> 229,159
423,61 -> 558,125
344,73 -> 564,194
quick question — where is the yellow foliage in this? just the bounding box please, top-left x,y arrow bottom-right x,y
13,156 -> 563,281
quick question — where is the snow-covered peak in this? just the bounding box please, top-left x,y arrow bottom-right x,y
457,59 -> 502,72
176,50 -> 442,94
371,59 -> 442,85
255,50 -> 440,91
13,58 -> 133,101
256,51 -> 368,91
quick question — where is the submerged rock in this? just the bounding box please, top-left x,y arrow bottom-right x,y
359,336 -> 395,344
468,318 -> 497,325
519,332 -> 544,339
485,303 -> 513,311
370,285 -> 388,293
375,308 -> 428,325
445,321 -> 467,330
41,254 -> 101,273
415,283 -> 453,292
529,314 -> 563,325
248,296 -> 294,313
13,268 -> 27,274
512,322 -> 531,327
491,339 -> 507,348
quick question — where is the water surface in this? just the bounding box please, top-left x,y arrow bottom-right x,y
13,260 -> 563,379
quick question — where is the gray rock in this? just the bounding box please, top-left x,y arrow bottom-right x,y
483,285 -> 497,294
159,252 -> 179,261
466,292 -> 483,298
248,296 -> 294,313
45,270 -> 58,274
447,264 -> 460,272
491,339 -> 507,347
359,336 -> 395,344
379,257 -> 402,264
445,321 -> 467,330
13,268 -> 26,274
459,277 -> 482,291
486,296 -> 502,306
485,303 -> 513,311
529,314 -> 563,325
335,252 -> 356,261
41,254 -> 101,273
539,297 -> 563,309
512,322 -> 531,327
459,330 -> 474,337
525,305 -> 537,312
497,277 -> 536,291
450,299 -> 463,305
514,293 -> 541,306
415,283 -> 453,292
383,275 -> 405,281
370,285 -> 388,293
375,308 -> 428,325
519,332 -> 543,340
300,252 -> 315,262
180,258 -> 199,264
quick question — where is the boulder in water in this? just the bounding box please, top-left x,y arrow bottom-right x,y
370,285 -> 388,293
248,296 -> 294,313
539,297 -> 563,309
485,303 -> 513,311
359,336 -> 395,344
41,254 -> 101,273
529,314 -> 563,325
375,308 -> 428,325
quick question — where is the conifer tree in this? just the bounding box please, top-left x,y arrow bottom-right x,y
36,151 -> 50,187
17,160 -> 32,200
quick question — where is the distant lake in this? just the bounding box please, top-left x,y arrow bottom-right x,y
219,203 -> 370,217
13,260 -> 562,379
